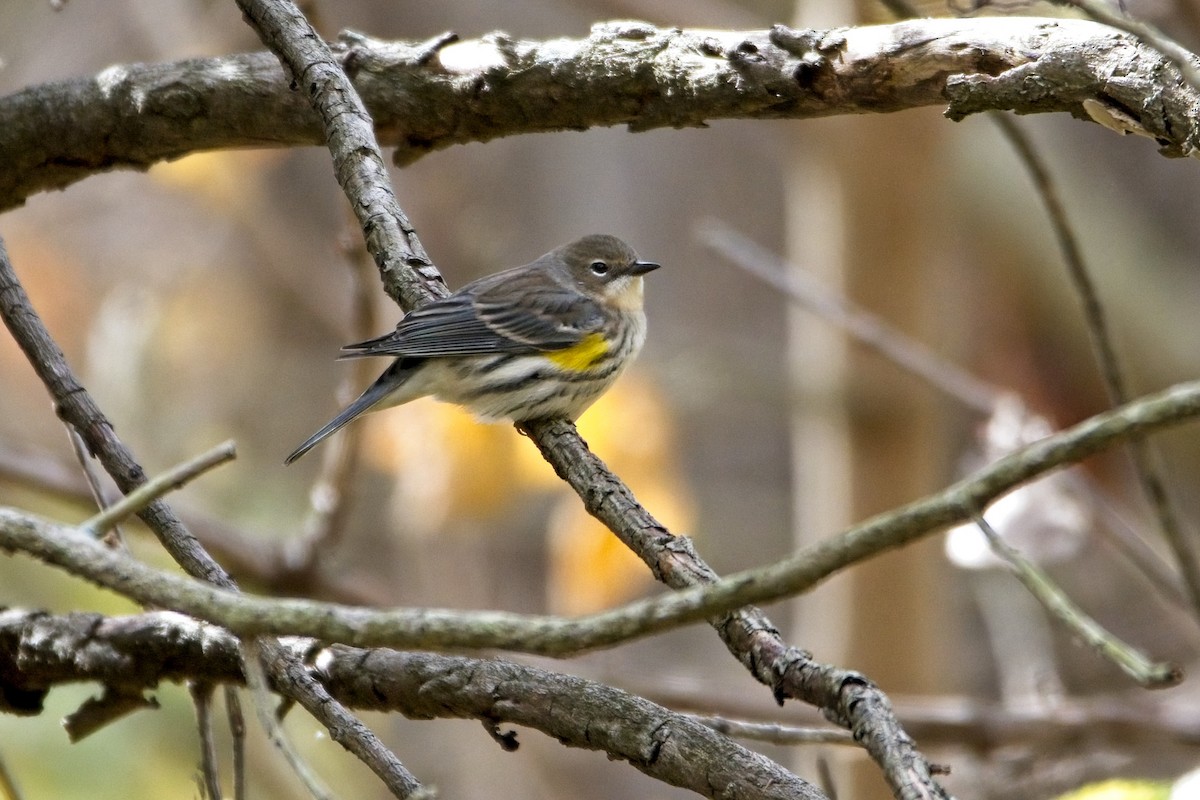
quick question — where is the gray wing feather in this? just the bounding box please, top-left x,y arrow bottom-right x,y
341,267 -> 604,359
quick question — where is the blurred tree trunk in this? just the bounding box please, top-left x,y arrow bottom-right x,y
785,2 -> 952,797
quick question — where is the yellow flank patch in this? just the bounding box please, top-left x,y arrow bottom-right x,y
546,332 -> 609,372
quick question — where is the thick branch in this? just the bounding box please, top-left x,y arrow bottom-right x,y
0,609 -> 822,800
1,17 -> 1194,211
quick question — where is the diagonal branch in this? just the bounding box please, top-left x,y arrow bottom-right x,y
4,380 -> 1198,660
5,382 -> 1200,794
990,111 -> 1200,627
65,2 -> 958,792
0,237 -> 233,585
235,0 -> 445,311
0,238 -> 421,797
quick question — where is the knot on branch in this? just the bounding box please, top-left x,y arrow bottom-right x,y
337,29 -> 462,75
726,25 -> 847,103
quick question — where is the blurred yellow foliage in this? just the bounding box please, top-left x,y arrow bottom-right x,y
1054,779 -> 1170,800
364,373 -> 693,613
544,376 -> 694,615
368,396 -> 528,534
151,150 -> 283,211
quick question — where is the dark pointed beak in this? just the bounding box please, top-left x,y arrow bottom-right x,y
630,260 -> 660,276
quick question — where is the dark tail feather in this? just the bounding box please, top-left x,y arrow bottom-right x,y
284,362 -> 409,465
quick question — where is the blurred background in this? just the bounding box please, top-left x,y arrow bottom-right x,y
3,0 -> 1200,798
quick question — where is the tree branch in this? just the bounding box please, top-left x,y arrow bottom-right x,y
0,442 -> 384,605
0,609 -> 823,800
234,0 -> 444,312
0,228 -> 416,797
2,18 -> 1195,212
225,2 -> 949,796
8,11 -> 1191,799
4,379 -> 1198,659
80,440 -> 236,538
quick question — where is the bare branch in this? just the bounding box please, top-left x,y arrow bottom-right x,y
974,514 -> 1181,688
0,442 -> 384,605
0,232 -> 233,586
235,0 -> 443,311
224,687 -> 247,800
2,18 -> 1197,211
81,441 -> 237,538
191,683 -> 224,800
0,224 -> 411,795
0,610 -> 823,800
991,110 -> 1200,627
698,221 -> 1003,415
4,380 -> 1199,659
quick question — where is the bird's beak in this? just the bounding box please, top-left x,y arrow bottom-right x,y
629,260 -> 660,276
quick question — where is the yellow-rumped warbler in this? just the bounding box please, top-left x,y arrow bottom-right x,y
285,234 -> 660,464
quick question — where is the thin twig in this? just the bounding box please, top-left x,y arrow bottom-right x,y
0,441 -> 383,605
1065,472 -> 1189,607
698,220 -> 1003,414
225,686 -> 247,800
66,429 -> 126,547
689,714 -> 856,746
65,428 -> 114,509
974,513 -> 1181,687
284,232 -> 378,574
191,682 -> 224,800
240,639 -> 338,800
81,441 -> 237,537
992,111 -> 1200,626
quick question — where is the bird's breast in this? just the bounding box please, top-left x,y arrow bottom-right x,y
602,275 -> 645,312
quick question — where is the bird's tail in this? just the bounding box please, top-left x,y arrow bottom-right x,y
284,360 -> 413,464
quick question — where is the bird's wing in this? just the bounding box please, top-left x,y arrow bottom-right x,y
340,268 -> 605,359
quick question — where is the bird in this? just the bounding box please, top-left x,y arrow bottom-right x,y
285,234 -> 660,464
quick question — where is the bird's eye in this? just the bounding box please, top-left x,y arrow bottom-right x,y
590,260 -> 610,276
